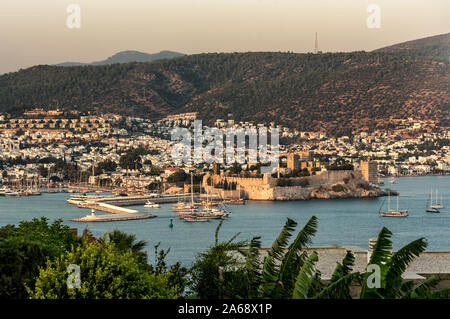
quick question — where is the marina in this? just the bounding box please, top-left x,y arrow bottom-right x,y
0,175 -> 448,266
66,192 -> 221,222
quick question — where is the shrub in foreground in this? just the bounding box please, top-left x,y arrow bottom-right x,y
29,240 -> 178,299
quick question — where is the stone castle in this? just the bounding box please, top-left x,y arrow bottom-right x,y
202,159 -> 379,201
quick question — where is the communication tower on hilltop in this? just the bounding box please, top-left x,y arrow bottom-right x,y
314,32 -> 318,54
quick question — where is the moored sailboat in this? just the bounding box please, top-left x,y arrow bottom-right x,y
430,189 -> 444,209
380,192 -> 408,217
426,189 -> 442,213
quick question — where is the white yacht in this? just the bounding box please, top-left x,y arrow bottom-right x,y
144,201 -> 160,208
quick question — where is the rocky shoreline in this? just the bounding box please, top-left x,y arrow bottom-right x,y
273,183 -> 398,201
309,185 -> 398,200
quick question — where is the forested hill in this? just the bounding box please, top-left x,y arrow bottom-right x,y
374,33 -> 449,60
1,51 -> 449,135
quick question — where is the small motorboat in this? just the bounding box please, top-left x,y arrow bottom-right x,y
144,201 -> 160,208
425,207 -> 440,213
4,191 -> 20,197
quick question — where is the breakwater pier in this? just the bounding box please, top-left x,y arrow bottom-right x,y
70,211 -> 156,222
68,193 -> 220,222
93,194 -> 219,206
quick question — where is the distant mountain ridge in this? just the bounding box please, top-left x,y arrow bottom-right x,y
374,33 -> 449,60
56,50 -> 184,67
1,34 -> 448,136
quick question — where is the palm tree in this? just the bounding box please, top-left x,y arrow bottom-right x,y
243,218 -> 449,299
191,216 -> 449,299
313,250 -> 360,299
359,227 -> 450,299
106,229 -> 148,266
189,220 -> 248,299
242,216 -> 359,299
258,217 -> 318,298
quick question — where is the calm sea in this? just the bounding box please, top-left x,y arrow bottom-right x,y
0,176 -> 449,267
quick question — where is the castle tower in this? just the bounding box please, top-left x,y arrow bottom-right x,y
360,160 -> 378,184
287,153 -> 300,171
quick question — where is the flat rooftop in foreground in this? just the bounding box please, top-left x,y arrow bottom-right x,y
235,245 -> 450,280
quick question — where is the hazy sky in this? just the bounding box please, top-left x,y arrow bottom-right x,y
0,0 -> 449,74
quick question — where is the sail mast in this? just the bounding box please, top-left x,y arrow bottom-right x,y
388,191 -> 391,211
191,172 -> 194,205
430,189 -> 433,207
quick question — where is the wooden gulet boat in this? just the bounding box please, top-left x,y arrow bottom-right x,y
380,192 -> 408,217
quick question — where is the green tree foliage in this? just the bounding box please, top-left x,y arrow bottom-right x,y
189,221 -> 248,299
229,164 -> 242,175
29,240 -> 178,299
148,243 -> 190,297
374,33 -> 449,60
50,159 -> 84,181
166,170 -> 188,183
331,184 -> 346,192
146,181 -> 161,190
37,165 -> 48,178
102,230 -> 189,296
95,160 -> 117,175
188,216 -> 450,299
0,238 -> 54,299
360,227 -> 450,299
103,229 -> 148,268
0,218 -> 81,299
0,218 -> 81,265
119,150 -> 142,170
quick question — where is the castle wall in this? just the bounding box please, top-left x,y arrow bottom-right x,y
220,176 -> 265,187
327,170 -> 362,184
288,171 -> 329,187
202,169 -> 366,201
245,185 -> 274,200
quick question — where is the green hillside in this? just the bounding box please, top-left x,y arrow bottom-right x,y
1,49 -> 448,136
374,33 -> 449,60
